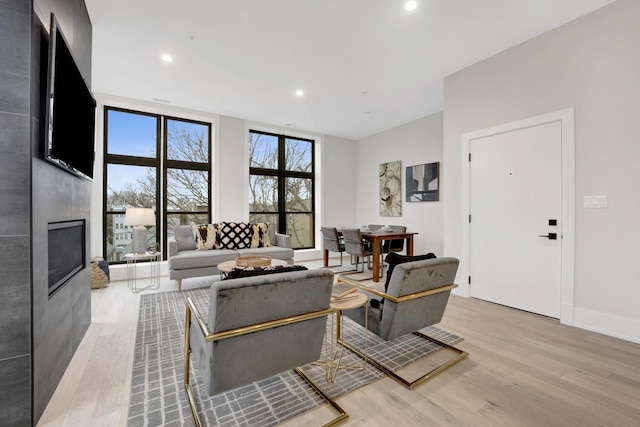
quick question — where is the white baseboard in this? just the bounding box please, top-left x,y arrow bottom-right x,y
568,306 -> 640,344
452,283 -> 470,298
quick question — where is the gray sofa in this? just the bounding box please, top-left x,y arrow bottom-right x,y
168,224 -> 294,291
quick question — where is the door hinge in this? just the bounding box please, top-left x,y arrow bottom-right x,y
468,276 -> 471,284
468,214 -> 471,223
469,153 -> 471,162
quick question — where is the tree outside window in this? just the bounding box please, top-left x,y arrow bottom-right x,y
249,130 -> 314,249
104,107 -> 211,262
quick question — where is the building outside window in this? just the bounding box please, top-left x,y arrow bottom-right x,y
104,107 -> 211,262
249,130 -> 314,249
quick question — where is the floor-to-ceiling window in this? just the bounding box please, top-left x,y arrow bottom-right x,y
248,130 -> 314,249
104,107 -> 211,262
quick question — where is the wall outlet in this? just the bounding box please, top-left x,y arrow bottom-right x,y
583,195 -> 607,208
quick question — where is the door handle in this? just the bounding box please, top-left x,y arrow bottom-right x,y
538,233 -> 557,240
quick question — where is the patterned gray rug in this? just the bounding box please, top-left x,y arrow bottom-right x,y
127,288 -> 463,427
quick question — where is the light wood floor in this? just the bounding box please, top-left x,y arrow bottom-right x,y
37,260 -> 640,427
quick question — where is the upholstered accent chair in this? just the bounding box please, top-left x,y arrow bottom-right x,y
321,226 -> 346,267
338,257 -> 468,389
340,228 -> 373,273
184,269 -> 347,426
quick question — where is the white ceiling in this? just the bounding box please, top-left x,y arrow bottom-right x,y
85,0 -> 615,140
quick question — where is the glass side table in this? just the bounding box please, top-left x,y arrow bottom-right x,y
124,252 -> 161,293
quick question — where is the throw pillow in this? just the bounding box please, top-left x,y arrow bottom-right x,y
384,252 -> 437,291
219,222 -> 253,249
224,264 -> 308,280
249,223 -> 271,248
192,223 -> 221,250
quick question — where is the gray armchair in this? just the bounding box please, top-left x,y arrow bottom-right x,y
338,257 -> 468,389
184,269 -> 347,426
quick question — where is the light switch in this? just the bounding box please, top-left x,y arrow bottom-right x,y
583,195 -> 607,208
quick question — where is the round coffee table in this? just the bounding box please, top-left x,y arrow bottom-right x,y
217,258 -> 288,276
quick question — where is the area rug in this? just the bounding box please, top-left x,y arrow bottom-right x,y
127,288 -> 463,427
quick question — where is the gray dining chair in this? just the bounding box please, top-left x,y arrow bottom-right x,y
382,225 -> 407,254
321,226 -> 346,267
340,228 -> 373,273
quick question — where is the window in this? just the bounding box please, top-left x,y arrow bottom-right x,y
104,107 -> 211,262
164,118 -> 211,242
249,130 -> 314,249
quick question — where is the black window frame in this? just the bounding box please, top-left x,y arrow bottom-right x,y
103,106 -> 212,263
249,130 -> 315,249
162,115 -> 212,253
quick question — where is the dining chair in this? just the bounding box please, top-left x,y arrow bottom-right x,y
340,228 -> 373,273
321,226 -> 346,267
382,225 -> 407,254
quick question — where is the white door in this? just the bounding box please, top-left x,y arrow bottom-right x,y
469,121 -> 562,318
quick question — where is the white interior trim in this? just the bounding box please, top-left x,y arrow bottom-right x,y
460,108 -> 575,325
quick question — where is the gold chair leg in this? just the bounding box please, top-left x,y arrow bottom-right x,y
340,331 -> 468,389
294,367 -> 349,427
184,303 -> 202,427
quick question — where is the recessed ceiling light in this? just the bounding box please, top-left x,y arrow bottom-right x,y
405,1 -> 417,11
161,54 -> 173,62
295,90 -> 304,97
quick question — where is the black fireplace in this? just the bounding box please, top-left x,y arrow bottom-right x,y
48,219 -> 86,297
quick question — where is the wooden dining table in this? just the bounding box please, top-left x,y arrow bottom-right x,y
323,229 -> 418,283
362,230 -> 418,282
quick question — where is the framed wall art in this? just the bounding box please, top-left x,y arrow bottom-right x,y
406,162 -> 439,202
380,160 -> 402,216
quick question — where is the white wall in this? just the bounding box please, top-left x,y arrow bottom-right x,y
90,95 -> 358,266
443,0 -> 640,343
355,112 -> 444,256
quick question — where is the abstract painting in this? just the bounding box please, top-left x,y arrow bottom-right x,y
380,160 -> 402,216
406,162 -> 439,202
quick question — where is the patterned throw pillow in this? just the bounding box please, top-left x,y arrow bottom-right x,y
219,222 -> 253,249
249,223 -> 271,248
191,223 -> 221,250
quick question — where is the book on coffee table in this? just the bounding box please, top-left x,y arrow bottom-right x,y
331,283 -> 356,299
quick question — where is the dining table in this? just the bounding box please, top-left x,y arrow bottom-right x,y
323,229 -> 418,283
362,230 -> 418,282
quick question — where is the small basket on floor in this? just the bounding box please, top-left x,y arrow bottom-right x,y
90,256 -> 110,289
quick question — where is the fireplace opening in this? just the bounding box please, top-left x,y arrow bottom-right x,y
48,220 -> 86,298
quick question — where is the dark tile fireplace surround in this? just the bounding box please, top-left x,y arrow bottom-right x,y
0,0 -> 93,425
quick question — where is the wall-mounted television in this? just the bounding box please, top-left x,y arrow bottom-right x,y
44,13 -> 96,181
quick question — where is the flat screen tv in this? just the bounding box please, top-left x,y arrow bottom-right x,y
44,13 -> 96,181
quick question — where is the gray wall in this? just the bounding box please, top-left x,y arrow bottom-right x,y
355,113 -> 444,256
0,0 -> 35,425
32,0 -> 93,420
0,0 -> 93,424
443,0 -> 640,342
